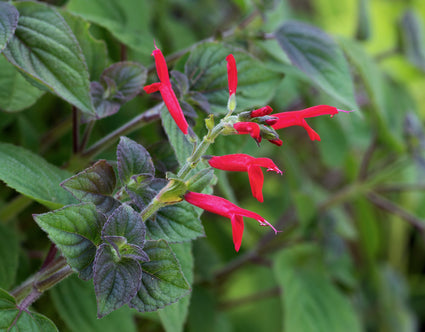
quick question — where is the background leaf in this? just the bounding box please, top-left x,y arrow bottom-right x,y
3,1 -> 95,114
0,224 -> 19,289
0,1 -> 19,52
0,142 -> 77,209
274,21 -> 357,109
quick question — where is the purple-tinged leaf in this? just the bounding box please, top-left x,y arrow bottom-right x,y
61,160 -> 120,216
188,91 -> 210,113
121,244 -> 150,262
94,244 -> 142,318
129,240 -> 190,312
171,70 -> 189,96
0,2 -> 19,53
33,203 -> 106,280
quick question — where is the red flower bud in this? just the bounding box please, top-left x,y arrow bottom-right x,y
233,122 -> 261,142
268,139 -> 283,146
250,105 -> 273,118
226,54 -> 237,97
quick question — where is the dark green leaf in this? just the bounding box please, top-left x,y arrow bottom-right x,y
61,160 -> 120,216
50,274 -> 136,332
146,202 -> 204,243
0,224 -> 19,289
0,288 -> 58,332
0,56 -> 45,112
129,240 -> 190,312
275,21 -> 357,109
0,142 -> 77,209
399,10 -> 425,72
3,1 -> 95,114
0,2 -> 18,52
94,244 -> 142,318
185,42 -> 283,114
33,203 -> 105,280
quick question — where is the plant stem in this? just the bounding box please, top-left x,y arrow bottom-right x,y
0,195 -> 32,224
79,121 -> 95,152
72,106 -> 80,154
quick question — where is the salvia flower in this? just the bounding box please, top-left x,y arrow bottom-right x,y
184,191 -> 279,251
144,45 -> 189,135
226,54 -> 237,96
271,105 -> 351,141
208,154 -> 282,202
233,122 -> 261,143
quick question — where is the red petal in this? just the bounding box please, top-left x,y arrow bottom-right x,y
226,54 -> 238,96
251,105 -> 273,117
152,48 -> 170,83
160,85 -> 189,135
143,82 -> 162,94
233,122 -> 261,142
300,119 -> 321,141
298,105 -> 339,118
247,165 -> 264,202
208,154 -> 253,172
231,214 -> 244,252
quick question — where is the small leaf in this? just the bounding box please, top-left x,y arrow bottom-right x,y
129,240 -> 190,312
399,10 -> 425,72
117,136 -> 155,186
33,203 -> 106,280
94,244 -> 142,318
3,1 -> 95,115
185,42 -> 283,114
0,288 -> 58,332
0,142 -> 77,209
146,202 -> 205,243
0,2 -> 19,52
61,160 -> 120,216
0,224 -> 19,289
275,21 -> 357,109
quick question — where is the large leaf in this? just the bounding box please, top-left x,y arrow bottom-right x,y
0,142 -> 77,209
0,224 -> 19,289
273,245 -> 362,332
33,203 -> 105,280
129,240 -> 190,312
0,2 -> 18,52
50,274 -> 136,332
2,1 -> 95,114
185,42 -> 283,114
0,288 -> 58,332
61,160 -> 120,216
0,56 -> 45,112
399,10 -> 425,72
274,21 -> 357,109
146,202 -> 205,243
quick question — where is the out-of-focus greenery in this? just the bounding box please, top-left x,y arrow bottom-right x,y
1,0 -> 425,331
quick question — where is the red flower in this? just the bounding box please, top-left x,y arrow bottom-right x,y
250,105 -> 273,118
208,154 -> 282,202
144,45 -> 189,135
226,54 -> 237,96
184,191 -> 278,251
233,122 -> 261,142
271,105 -> 351,141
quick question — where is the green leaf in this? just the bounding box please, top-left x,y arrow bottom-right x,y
0,56 -> 45,112
186,168 -> 215,193
146,202 -> 204,243
274,21 -> 357,109
0,288 -> 58,332
33,203 -> 105,280
273,244 -> 362,332
0,142 -> 77,209
60,10 -> 108,80
158,242 -> 193,332
94,244 -> 142,318
50,274 -> 136,332
399,10 -> 425,72
61,160 -> 120,216
3,1 -> 95,115
89,62 -> 147,120
185,42 -> 283,114
0,2 -> 18,52
130,240 -> 190,312
355,0 -> 371,41
67,0 -> 153,54
0,224 -> 19,289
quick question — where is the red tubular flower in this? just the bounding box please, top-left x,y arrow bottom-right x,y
271,105 -> 351,141
226,54 -> 237,96
184,191 -> 279,251
143,46 -> 189,135
250,105 -> 273,118
268,139 -> 283,146
208,154 -> 282,202
233,122 -> 261,142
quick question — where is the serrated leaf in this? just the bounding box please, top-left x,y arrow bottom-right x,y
102,204 -> 145,248
273,245 -> 362,332
0,288 -> 58,332
0,142 -> 77,209
94,244 -> 142,318
399,10 -> 425,72
0,56 -> 45,112
0,224 -> 19,289
185,42 -> 283,114
2,1 -> 95,114
0,2 -> 18,53
61,160 -> 120,216
129,240 -> 190,312
275,21 -> 357,109
117,136 -> 154,186
33,203 -> 105,280
146,202 -> 204,243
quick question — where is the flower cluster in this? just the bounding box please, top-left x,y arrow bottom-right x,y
145,45 -> 351,251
